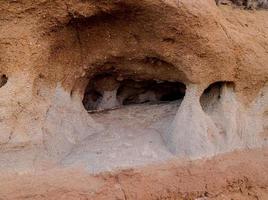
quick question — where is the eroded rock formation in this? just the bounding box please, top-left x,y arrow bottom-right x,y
0,0 -> 267,174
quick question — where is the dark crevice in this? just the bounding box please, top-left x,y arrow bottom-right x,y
117,79 -> 185,105
0,74 -> 8,88
83,72 -> 186,112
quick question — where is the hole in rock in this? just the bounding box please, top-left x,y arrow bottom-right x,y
200,81 -> 235,136
55,8 -> 189,171
200,81 -> 235,111
0,74 -> 8,88
82,73 -> 186,112
64,73 -> 186,172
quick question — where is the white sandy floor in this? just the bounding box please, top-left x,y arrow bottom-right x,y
61,101 -> 182,173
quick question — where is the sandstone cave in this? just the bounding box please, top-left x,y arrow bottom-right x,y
1,0 -> 268,198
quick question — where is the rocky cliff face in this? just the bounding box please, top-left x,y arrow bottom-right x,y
0,0 -> 267,174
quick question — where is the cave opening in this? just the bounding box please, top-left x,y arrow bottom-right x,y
200,81 -> 235,112
82,73 -> 186,112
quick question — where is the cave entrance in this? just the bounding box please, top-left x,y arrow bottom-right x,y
82,73 -> 186,112
65,73 -> 186,172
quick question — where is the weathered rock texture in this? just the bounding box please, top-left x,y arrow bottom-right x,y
0,0 -> 267,187
217,0 -> 268,9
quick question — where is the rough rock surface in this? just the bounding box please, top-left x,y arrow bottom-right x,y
217,0 -> 268,9
0,0 -> 267,199
1,148 -> 268,200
